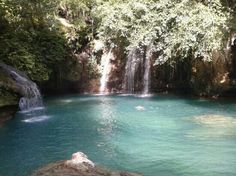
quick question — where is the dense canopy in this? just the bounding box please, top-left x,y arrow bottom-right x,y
0,0 -> 235,81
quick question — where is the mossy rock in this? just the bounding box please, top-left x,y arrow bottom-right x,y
0,88 -> 18,107
0,67 -> 19,108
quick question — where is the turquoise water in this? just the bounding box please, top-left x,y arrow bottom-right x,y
0,94 -> 236,176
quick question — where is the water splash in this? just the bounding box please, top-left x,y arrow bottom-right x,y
22,115 -> 51,123
99,49 -> 113,94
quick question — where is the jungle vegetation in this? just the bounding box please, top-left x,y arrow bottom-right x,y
0,0 -> 235,83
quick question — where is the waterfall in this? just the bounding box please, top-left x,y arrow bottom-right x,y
123,46 -> 152,94
142,46 -> 152,94
11,71 -> 43,111
123,48 -> 142,93
99,49 -> 113,94
0,63 -> 43,111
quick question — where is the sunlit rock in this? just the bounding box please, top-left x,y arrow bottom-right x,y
32,152 -> 142,176
65,152 -> 95,169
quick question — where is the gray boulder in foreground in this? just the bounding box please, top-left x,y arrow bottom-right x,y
32,152 -> 142,176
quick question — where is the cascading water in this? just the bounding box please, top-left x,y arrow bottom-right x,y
0,63 -> 48,122
123,46 -> 152,94
11,71 -> 43,111
0,63 -> 43,111
99,49 -> 113,94
123,48 -> 143,93
142,46 -> 152,95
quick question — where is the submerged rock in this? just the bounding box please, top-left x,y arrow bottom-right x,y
193,114 -> 236,127
32,152 -> 142,176
186,114 -> 236,138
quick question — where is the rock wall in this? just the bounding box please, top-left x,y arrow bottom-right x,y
191,51 -> 231,97
151,50 -> 232,98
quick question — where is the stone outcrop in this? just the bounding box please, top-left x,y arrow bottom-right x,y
32,152 -> 142,176
0,63 -> 20,122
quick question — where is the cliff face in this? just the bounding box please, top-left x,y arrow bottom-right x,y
191,51 -> 231,97
151,50 -> 232,97
87,39 -> 236,97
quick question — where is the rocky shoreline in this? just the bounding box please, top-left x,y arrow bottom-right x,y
32,152 -> 142,176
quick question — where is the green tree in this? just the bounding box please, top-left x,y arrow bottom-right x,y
95,0 -> 230,64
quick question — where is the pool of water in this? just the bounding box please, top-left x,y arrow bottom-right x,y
0,94 -> 236,176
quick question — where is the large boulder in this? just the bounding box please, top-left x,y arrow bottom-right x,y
0,64 -> 20,122
32,152 -> 142,176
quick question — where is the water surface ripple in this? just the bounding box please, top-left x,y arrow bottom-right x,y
0,95 -> 236,176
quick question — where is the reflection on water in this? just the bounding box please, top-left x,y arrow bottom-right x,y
97,98 -> 116,136
0,95 -> 236,176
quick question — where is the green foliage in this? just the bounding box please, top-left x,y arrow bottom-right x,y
95,0 -> 230,64
0,0 -> 69,82
1,0 -> 58,29
58,0 -> 96,52
1,0 -> 235,87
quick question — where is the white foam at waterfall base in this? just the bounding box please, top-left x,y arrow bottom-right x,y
22,115 -> 51,123
135,94 -> 153,98
18,107 -> 45,114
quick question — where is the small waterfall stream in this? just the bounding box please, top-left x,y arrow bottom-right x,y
0,63 -> 43,111
11,71 -> 43,111
142,46 -> 152,94
99,49 -> 113,94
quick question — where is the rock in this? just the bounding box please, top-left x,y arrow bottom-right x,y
193,114 -> 236,127
0,64 -> 20,122
65,152 -> 95,170
32,152 -> 142,176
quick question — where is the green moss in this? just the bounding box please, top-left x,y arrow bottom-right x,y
0,88 -> 18,107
